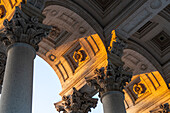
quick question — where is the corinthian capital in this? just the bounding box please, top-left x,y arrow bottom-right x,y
0,7 -> 51,51
55,87 -> 98,113
86,60 -> 132,97
0,52 -> 6,86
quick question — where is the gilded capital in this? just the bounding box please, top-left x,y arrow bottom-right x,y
0,7 -> 51,51
86,61 -> 132,97
54,87 -> 98,113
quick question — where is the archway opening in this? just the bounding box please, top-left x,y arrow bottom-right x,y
33,55 -> 62,113
33,55 -> 104,113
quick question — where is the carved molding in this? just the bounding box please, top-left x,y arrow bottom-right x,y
0,7 -> 51,51
54,87 -> 98,113
86,60 -> 132,97
122,49 -> 157,75
116,0 -> 170,38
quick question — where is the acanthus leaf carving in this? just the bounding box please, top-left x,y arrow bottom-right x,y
86,60 -> 132,97
150,103 -> 170,113
0,7 -> 51,51
55,87 -> 98,113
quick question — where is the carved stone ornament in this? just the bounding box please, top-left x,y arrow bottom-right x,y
86,60 -> 132,97
0,52 -> 6,86
160,103 -> 170,113
133,83 -> 146,95
55,87 -> 98,113
73,48 -> 87,65
150,103 -> 170,113
49,26 -> 61,39
108,30 -> 127,57
0,5 -> 6,18
0,7 -> 51,51
110,38 -> 126,57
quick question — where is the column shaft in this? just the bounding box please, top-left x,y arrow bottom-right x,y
101,91 -> 126,113
0,43 -> 36,113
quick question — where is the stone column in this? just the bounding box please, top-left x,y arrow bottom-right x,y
0,52 -> 6,93
54,87 -> 98,113
86,32 -> 132,113
86,62 -> 131,113
0,7 -> 50,113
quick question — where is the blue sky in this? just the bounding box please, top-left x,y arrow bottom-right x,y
33,55 -> 103,113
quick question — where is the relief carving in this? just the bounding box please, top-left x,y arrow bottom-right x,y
0,5 -> 6,18
59,13 -> 77,26
48,54 -> 56,61
160,103 -> 170,113
55,87 -> 98,113
79,27 -> 86,34
0,7 -> 51,51
150,0 -> 162,9
150,103 -> 170,113
108,30 -> 126,57
86,60 -> 132,97
49,27 -> 61,39
133,83 -> 146,95
73,48 -> 87,65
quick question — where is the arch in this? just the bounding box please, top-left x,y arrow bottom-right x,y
37,33 -> 107,96
121,45 -> 169,112
36,4 -> 108,95
44,0 -> 103,39
125,39 -> 164,79
122,49 -> 157,75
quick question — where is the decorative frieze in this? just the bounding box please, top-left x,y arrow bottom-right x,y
55,87 -> 98,113
0,7 -> 51,51
86,60 -> 132,97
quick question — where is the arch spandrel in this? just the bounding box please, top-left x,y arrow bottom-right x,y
122,49 -> 157,75
121,49 -> 170,113
0,0 -> 169,112
125,71 -> 170,113
38,32 -> 108,96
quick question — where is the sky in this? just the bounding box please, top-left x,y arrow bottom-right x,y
33,55 -> 103,113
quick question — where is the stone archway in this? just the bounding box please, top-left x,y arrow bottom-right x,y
121,49 -> 169,112
0,0 -> 169,113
